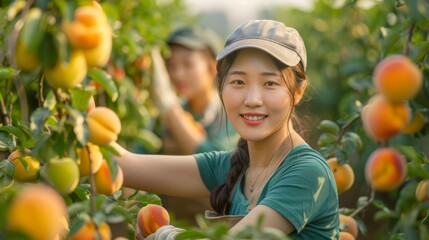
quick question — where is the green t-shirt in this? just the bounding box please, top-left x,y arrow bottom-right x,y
194,144 -> 340,240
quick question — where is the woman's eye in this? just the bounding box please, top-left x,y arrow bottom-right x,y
264,81 -> 277,86
232,80 -> 245,85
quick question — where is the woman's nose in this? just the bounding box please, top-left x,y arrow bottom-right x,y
244,85 -> 263,108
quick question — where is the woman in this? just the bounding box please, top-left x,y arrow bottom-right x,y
114,19 -> 340,239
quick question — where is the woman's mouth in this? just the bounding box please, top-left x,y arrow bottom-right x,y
240,114 -> 267,125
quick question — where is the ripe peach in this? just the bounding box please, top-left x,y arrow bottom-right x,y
15,8 -> 42,71
83,25 -> 112,67
69,220 -> 111,240
373,55 -> 422,102
43,157 -> 80,194
361,94 -> 410,141
327,158 -> 355,194
44,50 -> 87,89
339,231 -> 355,240
136,204 -> 170,237
339,214 -> 358,238
77,143 -> 103,176
365,148 -> 407,192
8,150 -> 40,181
94,160 -> 123,195
402,111 -> 426,134
62,6 -> 106,49
87,107 -> 121,146
7,183 -> 68,240
416,179 -> 429,202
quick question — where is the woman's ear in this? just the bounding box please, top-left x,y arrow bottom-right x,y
294,80 -> 308,105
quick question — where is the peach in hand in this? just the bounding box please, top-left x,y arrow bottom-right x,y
361,94 -> 410,141
365,148 -> 407,192
373,55 -> 422,102
327,158 -> 355,194
136,204 -> 170,237
94,160 -> 123,195
87,107 -> 121,146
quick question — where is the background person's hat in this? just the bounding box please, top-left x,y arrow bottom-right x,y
216,19 -> 307,70
167,27 -> 223,58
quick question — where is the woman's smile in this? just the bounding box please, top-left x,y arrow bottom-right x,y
240,113 -> 268,126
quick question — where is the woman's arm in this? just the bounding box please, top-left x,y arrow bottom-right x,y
111,142 -> 209,198
229,205 -> 295,236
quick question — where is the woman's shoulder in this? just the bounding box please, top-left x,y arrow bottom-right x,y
281,144 -> 330,175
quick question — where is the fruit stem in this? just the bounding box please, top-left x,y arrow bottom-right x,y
349,188 -> 375,218
87,145 -> 101,235
37,73 -> 45,107
403,21 -> 415,57
0,94 -> 11,126
336,113 -> 361,144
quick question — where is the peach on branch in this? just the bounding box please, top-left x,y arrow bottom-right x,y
94,160 -> 123,195
361,94 -> 410,141
42,157 -> 80,194
136,204 -> 170,237
77,143 -> 103,176
365,148 -> 407,192
339,231 -> 355,240
402,111 -> 426,134
327,158 -> 355,194
8,150 -> 40,181
339,214 -> 358,239
7,183 -> 68,240
416,179 -> 429,202
69,220 -> 111,240
86,107 -> 121,146
44,50 -> 87,89
373,55 -> 422,102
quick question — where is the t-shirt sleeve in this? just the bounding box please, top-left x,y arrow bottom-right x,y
259,155 -> 336,233
193,150 -> 234,191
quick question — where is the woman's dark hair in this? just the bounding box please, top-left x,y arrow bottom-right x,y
210,50 -> 308,215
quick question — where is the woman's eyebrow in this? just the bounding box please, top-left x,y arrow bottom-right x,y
228,71 -> 279,77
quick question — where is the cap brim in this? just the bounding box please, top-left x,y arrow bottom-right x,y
216,38 -> 301,68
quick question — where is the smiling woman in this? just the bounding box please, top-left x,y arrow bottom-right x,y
112,19 -> 340,240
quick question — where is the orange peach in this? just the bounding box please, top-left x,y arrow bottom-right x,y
365,148 -> 407,192
339,214 -> 358,238
87,107 -> 121,146
373,55 -> 422,102
136,204 -> 170,237
7,183 -> 68,240
327,158 -> 355,194
339,231 -> 355,240
69,220 -> 111,240
83,25 -> 112,67
94,160 -> 123,195
416,179 -> 429,202
361,94 -> 410,141
77,143 -> 103,176
402,111 -> 426,134
8,150 -> 40,181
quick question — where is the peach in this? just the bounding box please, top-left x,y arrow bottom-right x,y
8,150 -> 40,181
77,143 -> 103,176
44,50 -> 87,89
416,179 -> 429,202
94,160 -> 123,195
402,111 -> 426,134
339,231 -> 355,240
327,158 -> 355,194
43,157 -> 80,194
7,183 -> 68,240
69,220 -> 111,240
365,148 -> 407,192
87,107 -> 121,146
62,6 -> 107,49
83,24 -> 112,67
373,55 -> 422,102
136,204 -> 170,237
15,8 -> 42,71
339,214 -> 358,238
361,94 -> 410,141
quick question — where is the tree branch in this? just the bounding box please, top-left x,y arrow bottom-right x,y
403,21 -> 415,57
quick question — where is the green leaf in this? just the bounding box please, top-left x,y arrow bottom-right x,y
0,125 -> 27,146
317,132 -> 337,147
110,205 -> 133,223
68,218 -> 87,237
87,68 -> 118,102
176,230 -> 209,240
38,33 -> 58,68
407,162 -> 429,178
0,131 -> 16,152
42,90 -> 57,111
135,193 -> 162,205
318,120 -> 340,134
394,145 -> 427,164
374,209 -> 398,221
17,156 -> 29,171
335,148 -> 348,165
342,132 -> 363,151
133,129 -> 162,153
19,7 -> 44,53
69,86 -> 95,111
30,108 -> 51,137
64,105 -> 88,145
0,68 -> 15,80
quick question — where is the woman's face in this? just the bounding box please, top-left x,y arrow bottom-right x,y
221,48 -> 294,142
167,45 -> 215,100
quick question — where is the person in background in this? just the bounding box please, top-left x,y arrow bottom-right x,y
149,27 -> 239,225
117,19 -> 339,240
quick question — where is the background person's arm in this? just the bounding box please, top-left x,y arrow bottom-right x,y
111,142 -> 209,198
